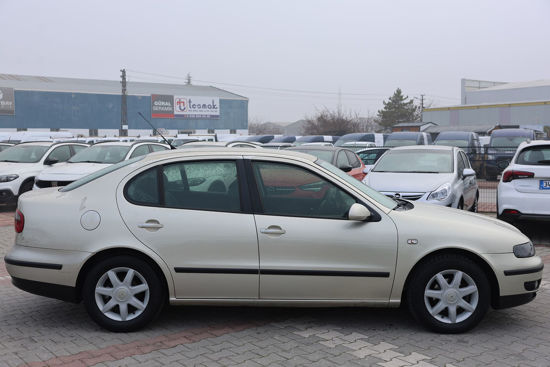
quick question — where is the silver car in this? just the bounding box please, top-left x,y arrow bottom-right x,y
363,146 -> 479,211
5,148 -> 541,333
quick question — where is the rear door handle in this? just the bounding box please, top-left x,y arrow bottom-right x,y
260,226 -> 286,235
138,220 -> 164,231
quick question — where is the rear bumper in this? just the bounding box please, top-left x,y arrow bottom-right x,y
11,277 -> 79,303
498,211 -> 550,223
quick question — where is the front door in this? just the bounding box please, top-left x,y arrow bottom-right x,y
249,160 -> 398,301
117,159 -> 259,299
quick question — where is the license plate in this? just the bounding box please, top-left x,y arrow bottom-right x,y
540,180 -> 550,190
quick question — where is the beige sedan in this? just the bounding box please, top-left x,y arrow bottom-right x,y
5,148 -> 543,333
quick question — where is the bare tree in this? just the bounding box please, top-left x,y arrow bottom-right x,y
248,122 -> 284,135
302,109 -> 362,136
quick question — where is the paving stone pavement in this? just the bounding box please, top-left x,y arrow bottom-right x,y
1,225 -> 549,367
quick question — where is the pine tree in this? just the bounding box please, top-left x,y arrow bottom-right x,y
377,88 -> 419,131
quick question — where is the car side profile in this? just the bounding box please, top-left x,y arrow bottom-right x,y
5,148 -> 542,333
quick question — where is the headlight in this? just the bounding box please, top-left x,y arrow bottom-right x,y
428,183 -> 451,201
0,174 -> 19,182
513,241 -> 535,258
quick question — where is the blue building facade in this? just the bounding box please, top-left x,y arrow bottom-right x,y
0,74 -> 248,133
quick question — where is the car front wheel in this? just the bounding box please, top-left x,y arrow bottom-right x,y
407,254 -> 490,333
82,256 -> 164,332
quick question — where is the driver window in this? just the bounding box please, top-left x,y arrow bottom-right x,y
252,161 -> 355,219
336,151 -> 348,167
46,145 -> 71,163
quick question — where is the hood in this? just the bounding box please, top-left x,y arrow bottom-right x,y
365,172 -> 454,192
0,162 -> 42,176
389,202 -> 528,254
37,162 -> 111,181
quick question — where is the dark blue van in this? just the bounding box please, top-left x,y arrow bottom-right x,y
485,129 -> 538,180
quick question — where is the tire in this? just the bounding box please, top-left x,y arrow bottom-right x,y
406,254 -> 490,333
82,255 -> 165,332
469,193 -> 479,213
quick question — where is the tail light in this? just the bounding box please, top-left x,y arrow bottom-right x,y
14,209 -> 24,233
502,170 -> 534,182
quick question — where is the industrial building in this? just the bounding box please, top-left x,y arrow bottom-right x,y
0,74 -> 248,137
422,78 -> 550,133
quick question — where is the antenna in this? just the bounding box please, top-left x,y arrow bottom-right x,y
137,112 -> 176,150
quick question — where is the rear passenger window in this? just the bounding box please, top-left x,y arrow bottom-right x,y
163,161 -> 240,212
125,168 -> 160,205
150,144 -> 168,152
130,145 -> 150,158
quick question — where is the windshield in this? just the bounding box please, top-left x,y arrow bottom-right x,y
0,145 -> 49,163
490,136 -> 529,148
373,149 -> 453,173
317,160 -> 396,209
384,139 -> 418,147
334,134 -> 374,146
434,139 -> 468,148
291,149 -> 334,162
271,136 -> 295,143
69,145 -> 131,164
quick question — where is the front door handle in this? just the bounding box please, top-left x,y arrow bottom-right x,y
138,220 -> 164,231
260,226 -> 286,235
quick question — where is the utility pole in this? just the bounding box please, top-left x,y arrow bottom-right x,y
120,68 -> 128,136
420,94 -> 425,121
186,73 -> 192,85
337,87 -> 342,116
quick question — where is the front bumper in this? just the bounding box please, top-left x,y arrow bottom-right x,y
0,189 -> 17,204
483,252 -> 543,301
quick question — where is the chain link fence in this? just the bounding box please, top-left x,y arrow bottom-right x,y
464,146 -> 518,213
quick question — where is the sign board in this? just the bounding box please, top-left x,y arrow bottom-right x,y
174,96 -> 220,119
151,94 -> 174,118
0,87 -> 15,115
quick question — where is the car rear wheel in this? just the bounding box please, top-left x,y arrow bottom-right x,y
82,256 -> 164,332
407,254 -> 490,333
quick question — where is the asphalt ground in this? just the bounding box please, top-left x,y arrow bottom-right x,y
1,215 -> 550,366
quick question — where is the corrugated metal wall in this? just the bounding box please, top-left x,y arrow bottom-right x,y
0,90 -> 248,130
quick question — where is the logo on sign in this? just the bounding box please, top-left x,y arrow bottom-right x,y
175,98 -> 187,112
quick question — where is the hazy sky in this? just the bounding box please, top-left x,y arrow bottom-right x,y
1,0 -> 549,122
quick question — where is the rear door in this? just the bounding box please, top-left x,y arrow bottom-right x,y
117,157 -> 259,299
248,158 -> 398,301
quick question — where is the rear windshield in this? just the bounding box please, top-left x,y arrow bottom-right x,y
0,145 -> 49,163
434,139 -> 468,148
384,139 -> 418,147
60,156 -> 145,192
490,136 -> 529,148
516,146 -> 550,165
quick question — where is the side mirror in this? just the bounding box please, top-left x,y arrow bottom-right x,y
44,158 -> 59,165
348,203 -> 371,221
463,168 -> 476,177
363,166 -> 371,174
339,163 -> 352,172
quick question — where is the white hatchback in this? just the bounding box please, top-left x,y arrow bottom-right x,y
5,148 -> 543,334
497,140 -> 550,223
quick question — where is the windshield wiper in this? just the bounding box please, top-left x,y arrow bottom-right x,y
0,159 -> 21,163
406,171 -> 441,174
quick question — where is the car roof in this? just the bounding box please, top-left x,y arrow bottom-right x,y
356,147 -> 390,153
390,145 -> 455,151
517,140 -> 550,148
143,147 -> 318,163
